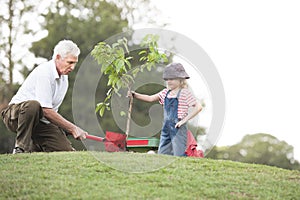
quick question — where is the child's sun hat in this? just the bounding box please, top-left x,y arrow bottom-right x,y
163,63 -> 190,80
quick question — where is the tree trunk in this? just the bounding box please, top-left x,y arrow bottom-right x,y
125,95 -> 133,138
7,0 -> 14,99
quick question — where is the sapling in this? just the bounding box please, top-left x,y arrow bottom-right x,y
91,34 -> 168,136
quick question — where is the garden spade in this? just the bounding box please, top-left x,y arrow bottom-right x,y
86,131 -> 126,152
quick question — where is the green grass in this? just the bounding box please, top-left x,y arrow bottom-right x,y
0,152 -> 299,200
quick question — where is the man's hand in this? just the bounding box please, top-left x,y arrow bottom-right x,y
71,126 -> 88,140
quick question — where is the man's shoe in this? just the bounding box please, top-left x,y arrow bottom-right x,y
12,147 -> 25,154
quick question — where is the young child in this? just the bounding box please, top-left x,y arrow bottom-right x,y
129,63 -> 202,156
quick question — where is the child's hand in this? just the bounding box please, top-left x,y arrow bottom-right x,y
127,91 -> 135,98
175,120 -> 186,128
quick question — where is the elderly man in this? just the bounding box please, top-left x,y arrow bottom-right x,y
1,40 -> 88,153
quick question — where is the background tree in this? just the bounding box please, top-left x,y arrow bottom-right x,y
0,0 -> 43,153
110,0 -> 166,28
0,0 -> 40,104
207,133 -> 300,170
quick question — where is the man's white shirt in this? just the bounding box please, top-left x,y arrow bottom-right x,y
10,60 -> 68,123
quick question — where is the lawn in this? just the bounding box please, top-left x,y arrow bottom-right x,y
0,151 -> 299,199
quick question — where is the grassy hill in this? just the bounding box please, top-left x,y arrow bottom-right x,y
0,151 -> 299,199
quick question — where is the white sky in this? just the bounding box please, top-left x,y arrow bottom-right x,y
150,0 -> 300,161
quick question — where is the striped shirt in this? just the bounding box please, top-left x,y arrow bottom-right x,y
158,88 -> 197,119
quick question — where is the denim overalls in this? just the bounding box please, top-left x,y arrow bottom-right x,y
158,89 -> 187,156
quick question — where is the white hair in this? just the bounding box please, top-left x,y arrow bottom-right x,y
52,40 -> 80,59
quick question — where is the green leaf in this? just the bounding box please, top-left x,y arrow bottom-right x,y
99,106 -> 105,117
147,63 -> 153,71
120,111 -> 126,117
112,42 -> 120,48
106,88 -> 113,96
115,59 -> 125,73
132,68 -> 140,77
95,103 -> 103,113
107,78 -> 112,86
139,56 -> 147,62
138,50 -> 147,55
122,38 -> 129,53
161,54 -> 169,63
116,79 -> 122,90
124,59 -> 131,69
